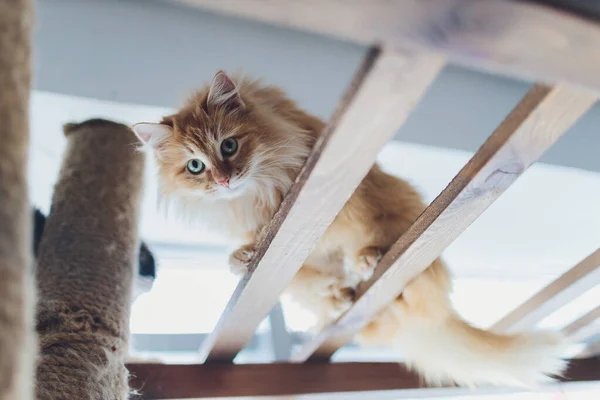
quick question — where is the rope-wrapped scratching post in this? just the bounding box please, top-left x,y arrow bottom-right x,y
0,0 -> 36,399
36,119 -> 145,399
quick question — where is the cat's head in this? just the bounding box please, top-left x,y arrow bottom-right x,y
133,71 -> 310,203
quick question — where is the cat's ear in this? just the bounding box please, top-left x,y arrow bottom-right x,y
206,70 -> 245,112
132,122 -> 172,150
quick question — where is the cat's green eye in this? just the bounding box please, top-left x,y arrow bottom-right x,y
186,159 -> 205,175
221,138 -> 238,156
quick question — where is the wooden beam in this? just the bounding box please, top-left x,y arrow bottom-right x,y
175,0 -> 600,93
198,48 -> 446,362
493,249 -> 600,333
126,358 -> 600,399
128,362 -> 420,399
564,305 -> 600,339
292,84 -> 597,362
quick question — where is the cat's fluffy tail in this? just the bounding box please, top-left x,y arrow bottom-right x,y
402,310 -> 564,387
358,291 -> 568,387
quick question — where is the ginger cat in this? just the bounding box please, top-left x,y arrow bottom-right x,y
133,71 -> 567,387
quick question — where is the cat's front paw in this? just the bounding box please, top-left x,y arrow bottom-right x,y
228,245 -> 256,276
355,247 -> 383,281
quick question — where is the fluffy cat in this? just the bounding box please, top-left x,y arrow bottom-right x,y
133,70 -> 568,387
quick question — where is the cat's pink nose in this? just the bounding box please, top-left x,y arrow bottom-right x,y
216,176 -> 230,188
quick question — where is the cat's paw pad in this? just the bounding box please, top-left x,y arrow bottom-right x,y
355,247 -> 383,281
229,246 -> 255,276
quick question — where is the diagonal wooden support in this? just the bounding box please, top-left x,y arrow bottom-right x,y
199,48 -> 446,362
493,249 -> 600,333
292,84 -> 597,361
564,305 -> 600,341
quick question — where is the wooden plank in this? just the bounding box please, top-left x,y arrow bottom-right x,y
292,84 -> 597,362
175,0 -> 600,93
564,305 -> 600,338
493,249 -> 600,333
198,48 -> 446,362
126,359 -> 600,399
127,362 -> 421,399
